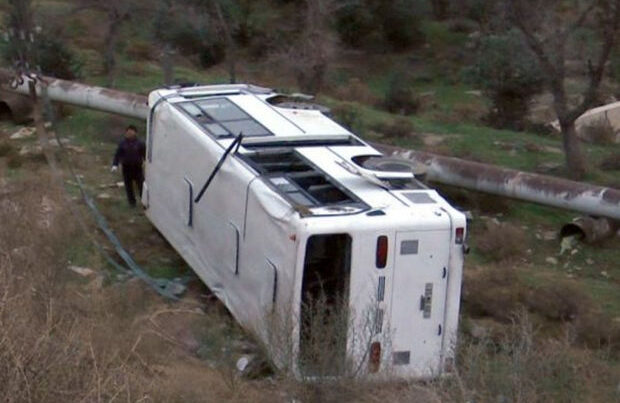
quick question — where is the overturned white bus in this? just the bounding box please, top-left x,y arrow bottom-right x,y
143,84 -> 467,379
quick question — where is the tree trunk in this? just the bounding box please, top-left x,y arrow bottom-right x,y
213,1 -> 237,84
104,16 -> 122,87
560,119 -> 587,179
431,0 -> 450,20
161,44 -> 175,86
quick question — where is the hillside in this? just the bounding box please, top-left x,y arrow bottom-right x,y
0,0 -> 619,401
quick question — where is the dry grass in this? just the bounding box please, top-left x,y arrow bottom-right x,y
476,220 -> 527,262
332,78 -> 379,105
0,173 -> 281,402
525,281 -> 592,322
372,117 -> 417,140
463,265 -> 524,322
581,116 -> 617,145
1,172 -> 617,402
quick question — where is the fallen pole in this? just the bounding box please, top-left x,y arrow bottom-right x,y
1,71 -> 618,220
0,70 -> 148,120
373,143 -> 620,220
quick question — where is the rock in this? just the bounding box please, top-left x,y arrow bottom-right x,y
10,127 -> 35,140
545,257 -> 558,265
536,162 -> 562,173
571,249 -> 579,255
96,193 -> 111,199
470,323 -> 488,340
601,271 -> 609,278
65,145 -> 86,153
542,146 -> 563,154
586,258 -> 594,265
542,231 -> 556,241
560,235 -> 578,255
466,90 -> 482,97
422,134 -> 447,147
88,275 -> 105,290
68,265 -> 95,277
236,355 -> 254,372
164,281 -> 187,297
116,181 -> 124,188
524,142 -> 543,152
19,144 -> 42,155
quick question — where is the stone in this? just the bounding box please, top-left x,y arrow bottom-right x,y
586,258 -> 594,265
68,265 -> 95,277
545,257 -> 558,265
236,355 -> 254,372
536,162 -> 562,173
542,231 -> 556,241
88,275 -> 105,290
470,323 -> 488,340
96,193 -> 111,199
466,90 -> 482,96
9,127 -> 35,140
19,144 -> 42,155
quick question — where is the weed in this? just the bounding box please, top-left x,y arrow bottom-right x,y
475,220 -> 527,262
373,117 -> 416,140
573,312 -> 620,354
383,74 -> 420,115
0,142 -> 13,157
463,265 -> 524,322
124,40 -> 154,61
331,103 -> 361,132
333,78 -> 378,105
581,116 -> 617,145
7,154 -> 23,169
600,151 -> 620,171
526,281 -> 592,322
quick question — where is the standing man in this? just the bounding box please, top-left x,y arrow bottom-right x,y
111,125 -> 146,207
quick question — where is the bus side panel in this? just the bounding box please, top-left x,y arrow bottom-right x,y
145,103 -> 275,332
242,179 -> 299,368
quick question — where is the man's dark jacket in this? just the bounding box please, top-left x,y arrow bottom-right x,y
113,138 -> 146,167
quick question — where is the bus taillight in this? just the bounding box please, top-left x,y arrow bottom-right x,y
455,227 -> 465,244
376,236 -> 388,268
369,342 -> 381,373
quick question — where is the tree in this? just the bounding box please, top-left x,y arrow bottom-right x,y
287,0 -> 338,94
4,0 -> 35,71
465,30 -> 544,130
430,0 -> 450,20
190,0 -> 242,84
73,0 -> 143,86
508,0 -> 620,179
153,0 -> 178,85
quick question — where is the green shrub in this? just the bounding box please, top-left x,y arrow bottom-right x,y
377,0 -> 425,50
383,73 -> 420,115
2,35 -> 81,79
464,30 -> 544,130
331,104 -> 361,132
335,1 -> 374,47
372,117 -> 416,139
475,220 -> 527,262
0,142 -> 13,157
